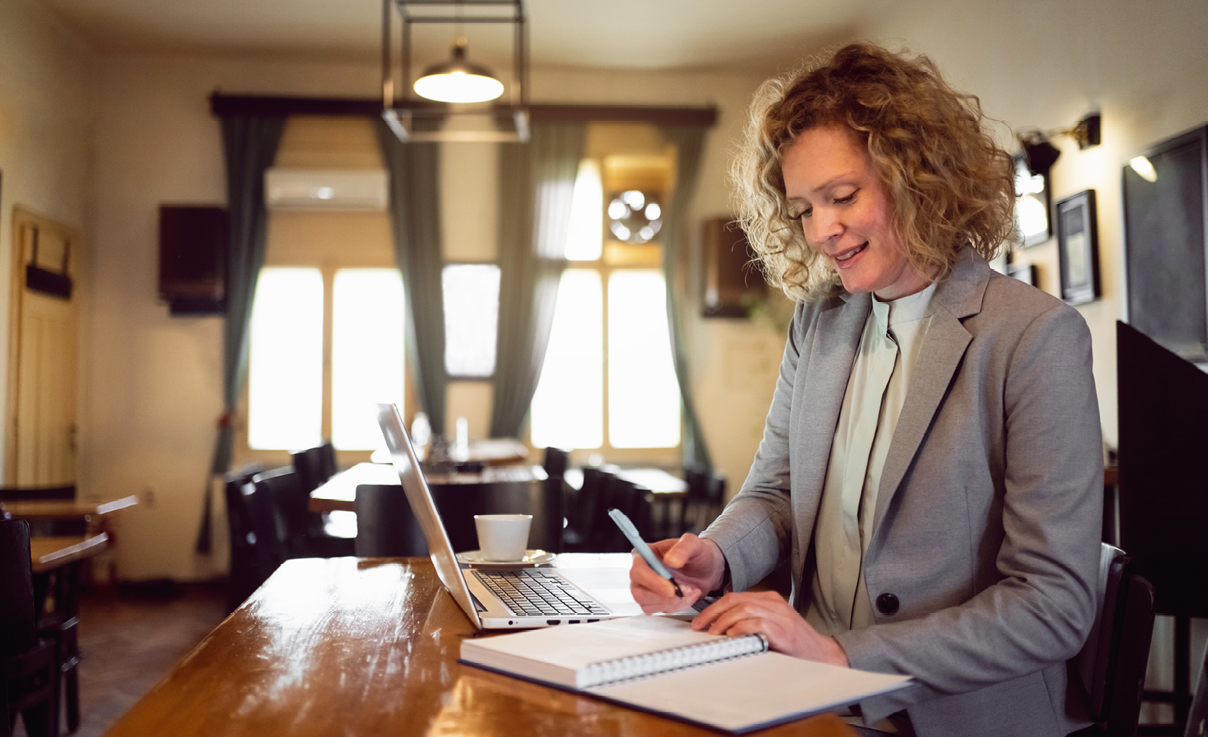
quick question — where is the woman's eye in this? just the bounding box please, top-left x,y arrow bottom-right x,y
795,208 -> 812,220
834,192 -> 856,205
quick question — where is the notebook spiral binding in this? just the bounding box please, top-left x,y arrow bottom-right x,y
580,633 -> 770,689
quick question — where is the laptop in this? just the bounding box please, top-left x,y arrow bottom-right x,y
376,402 -> 649,629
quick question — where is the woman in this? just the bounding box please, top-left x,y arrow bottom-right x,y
630,43 -> 1103,737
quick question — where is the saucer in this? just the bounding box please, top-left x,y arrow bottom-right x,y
456,549 -> 555,567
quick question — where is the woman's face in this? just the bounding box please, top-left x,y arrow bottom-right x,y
782,125 -> 930,300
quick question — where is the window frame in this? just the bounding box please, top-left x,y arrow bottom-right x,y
233,224 -> 419,471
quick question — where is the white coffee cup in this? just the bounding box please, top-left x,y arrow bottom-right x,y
473,514 -> 532,562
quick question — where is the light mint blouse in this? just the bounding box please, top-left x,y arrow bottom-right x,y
806,281 -> 938,636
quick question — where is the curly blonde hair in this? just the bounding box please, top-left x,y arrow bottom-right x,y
732,42 -> 1017,301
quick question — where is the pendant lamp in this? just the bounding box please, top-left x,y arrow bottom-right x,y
413,37 -> 504,104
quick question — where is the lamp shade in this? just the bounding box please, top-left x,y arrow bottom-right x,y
1023,139 -> 1061,176
413,41 -> 504,104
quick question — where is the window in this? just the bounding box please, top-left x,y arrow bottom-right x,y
443,263 -> 501,378
247,267 -> 405,452
530,154 -> 681,456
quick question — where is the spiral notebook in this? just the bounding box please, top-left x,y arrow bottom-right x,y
460,616 -> 913,734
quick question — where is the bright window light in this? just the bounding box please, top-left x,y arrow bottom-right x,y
443,264 -> 500,377
248,268 -> 324,450
565,159 -> 603,261
332,269 -> 405,450
530,270 -> 604,449
608,271 -> 680,448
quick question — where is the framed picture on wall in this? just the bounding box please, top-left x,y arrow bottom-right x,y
1056,189 -> 1100,306
1122,124 -> 1208,361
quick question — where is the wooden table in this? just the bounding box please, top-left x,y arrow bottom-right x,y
1,495 -> 137,523
309,462 -> 545,514
100,556 -> 855,737
30,533 -> 109,575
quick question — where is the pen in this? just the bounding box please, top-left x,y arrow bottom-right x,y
607,507 -> 683,598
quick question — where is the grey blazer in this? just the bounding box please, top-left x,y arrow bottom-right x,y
703,248 -> 1103,737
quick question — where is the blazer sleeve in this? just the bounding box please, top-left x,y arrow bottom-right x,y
836,300 -> 1103,715
700,300 -> 817,590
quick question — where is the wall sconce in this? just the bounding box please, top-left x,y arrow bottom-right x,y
1013,113 -> 1101,247
1017,113 -> 1102,175
381,0 -> 530,143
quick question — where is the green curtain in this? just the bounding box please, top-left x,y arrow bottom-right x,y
658,125 -> 713,471
489,122 -> 587,439
375,119 -> 448,435
198,114 -> 286,554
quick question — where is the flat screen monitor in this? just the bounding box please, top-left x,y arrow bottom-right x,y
1123,125 -> 1208,362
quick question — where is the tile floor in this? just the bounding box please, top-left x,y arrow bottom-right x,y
10,582 -> 228,737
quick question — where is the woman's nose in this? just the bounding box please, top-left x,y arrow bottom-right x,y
805,209 -> 841,246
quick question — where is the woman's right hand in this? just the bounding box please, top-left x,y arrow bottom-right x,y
628,534 -> 726,614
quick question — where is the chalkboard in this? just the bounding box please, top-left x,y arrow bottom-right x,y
1123,125 -> 1208,361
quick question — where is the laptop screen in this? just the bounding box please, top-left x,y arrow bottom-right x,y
376,402 -> 483,628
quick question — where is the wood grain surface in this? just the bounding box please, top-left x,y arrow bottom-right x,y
101,557 -> 856,737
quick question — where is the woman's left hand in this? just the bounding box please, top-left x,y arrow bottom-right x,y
691,591 -> 850,667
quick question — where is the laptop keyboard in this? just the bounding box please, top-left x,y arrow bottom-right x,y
473,569 -> 610,617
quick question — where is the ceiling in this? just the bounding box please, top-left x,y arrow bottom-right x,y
42,0 -> 870,76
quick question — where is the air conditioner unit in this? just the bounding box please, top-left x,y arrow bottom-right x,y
264,169 -> 389,211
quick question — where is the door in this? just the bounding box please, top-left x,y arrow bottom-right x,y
5,207 -> 79,486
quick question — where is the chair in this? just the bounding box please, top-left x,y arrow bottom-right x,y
541,447 -> 570,553
1071,543 -> 1158,737
223,465 -> 267,606
1186,646 -> 1208,737
598,475 -> 654,553
2,518 -> 59,737
290,450 -> 356,557
316,442 -> 337,481
354,485 -> 427,557
269,461 -> 352,553
563,466 -> 613,552
36,567 -> 81,733
223,469 -> 285,612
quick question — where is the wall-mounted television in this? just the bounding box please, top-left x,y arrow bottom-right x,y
1122,124 -> 1208,361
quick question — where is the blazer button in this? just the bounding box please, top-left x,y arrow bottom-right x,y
876,593 -> 899,615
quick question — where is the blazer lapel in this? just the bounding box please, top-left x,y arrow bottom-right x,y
790,292 -> 870,576
870,248 -> 989,533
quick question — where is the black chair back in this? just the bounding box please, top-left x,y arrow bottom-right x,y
354,485 -> 427,557
1,519 -> 36,657
316,442 -> 337,481
254,467 -> 312,559
571,467 -> 613,552
292,449 -> 322,493
1,518 -> 59,737
598,475 -> 653,553
241,472 -> 286,574
1074,543 -> 1157,736
541,448 -> 570,554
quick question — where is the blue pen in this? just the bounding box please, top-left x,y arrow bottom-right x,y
608,508 -> 683,598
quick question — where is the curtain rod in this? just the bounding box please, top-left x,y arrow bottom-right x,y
209,93 -> 717,127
